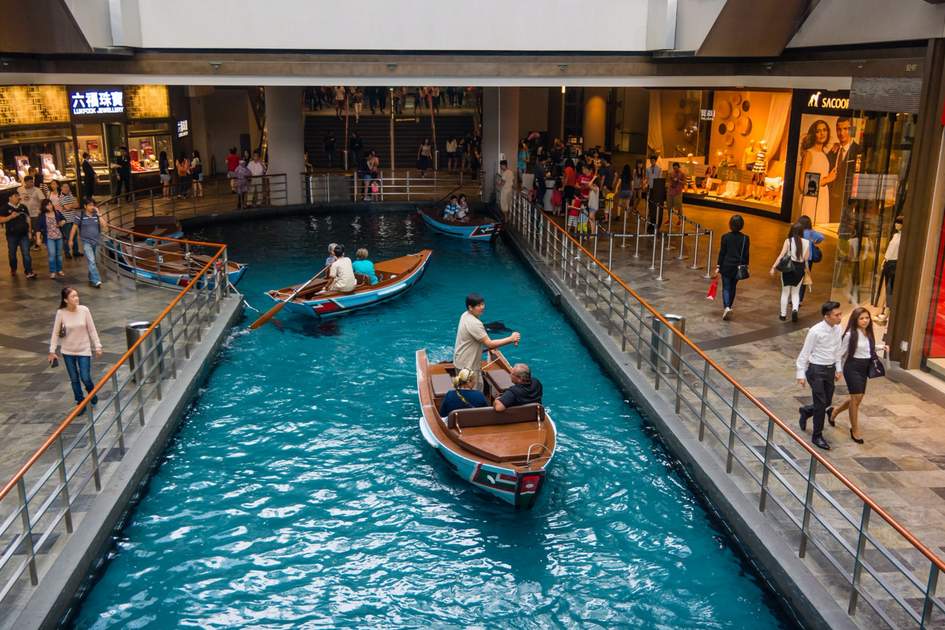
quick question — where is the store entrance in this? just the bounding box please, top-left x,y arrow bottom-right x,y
829,111 -> 915,323
104,122 -> 126,195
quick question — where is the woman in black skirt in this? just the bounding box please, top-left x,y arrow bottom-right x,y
830,307 -> 877,444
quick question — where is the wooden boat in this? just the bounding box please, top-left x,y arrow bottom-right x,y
110,239 -> 247,288
132,215 -> 184,241
415,348 -> 556,508
417,206 -> 501,241
265,249 -> 432,319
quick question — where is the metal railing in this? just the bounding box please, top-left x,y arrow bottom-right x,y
301,169 -> 480,203
0,195 -> 235,616
102,173 -> 289,229
507,193 -> 944,629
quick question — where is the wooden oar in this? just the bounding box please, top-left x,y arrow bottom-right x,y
249,266 -> 328,330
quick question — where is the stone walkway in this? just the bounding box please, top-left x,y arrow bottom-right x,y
550,202 -> 945,626
0,240 -> 170,483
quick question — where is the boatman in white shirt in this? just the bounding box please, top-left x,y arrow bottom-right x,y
326,244 -> 356,293
453,293 -> 520,391
796,301 -> 844,450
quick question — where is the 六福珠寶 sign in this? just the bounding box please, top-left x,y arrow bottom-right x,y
71,90 -> 124,116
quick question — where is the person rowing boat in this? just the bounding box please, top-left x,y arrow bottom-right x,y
453,293 -> 520,390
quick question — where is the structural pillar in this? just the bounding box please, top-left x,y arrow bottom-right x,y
582,87 -> 608,149
481,87 -> 520,201
264,86 -> 305,205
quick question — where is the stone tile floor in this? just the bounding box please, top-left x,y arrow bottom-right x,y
545,202 -> 945,626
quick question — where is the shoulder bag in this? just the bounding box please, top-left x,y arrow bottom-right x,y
735,235 -> 750,280
867,336 -> 886,378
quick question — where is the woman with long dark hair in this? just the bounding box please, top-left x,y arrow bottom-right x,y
769,222 -> 809,321
48,287 -> 102,416
798,119 -> 836,226
715,214 -> 749,320
829,307 -> 878,443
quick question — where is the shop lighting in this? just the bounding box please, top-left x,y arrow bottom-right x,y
561,86 -> 566,94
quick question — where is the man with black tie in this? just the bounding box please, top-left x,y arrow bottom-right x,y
827,117 -> 861,223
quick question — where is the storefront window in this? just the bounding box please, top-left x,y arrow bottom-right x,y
0,127 -> 76,186
128,123 -> 171,175
830,112 -> 916,313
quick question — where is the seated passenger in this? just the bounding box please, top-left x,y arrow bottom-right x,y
455,194 -> 470,221
352,247 -> 378,285
439,368 -> 489,417
493,363 -> 543,411
442,195 -> 460,220
326,244 -> 357,293
325,242 -> 338,267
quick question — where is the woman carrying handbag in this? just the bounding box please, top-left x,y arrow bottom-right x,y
715,214 -> 750,321
770,222 -> 810,322
829,307 -> 883,443
48,287 -> 103,416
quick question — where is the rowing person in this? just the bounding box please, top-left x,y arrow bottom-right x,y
453,293 -> 520,391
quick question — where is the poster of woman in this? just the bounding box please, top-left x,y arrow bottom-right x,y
793,113 -> 864,228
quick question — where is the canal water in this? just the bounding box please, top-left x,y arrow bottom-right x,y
72,211 -> 794,628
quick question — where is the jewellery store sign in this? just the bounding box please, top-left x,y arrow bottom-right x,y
69,88 -> 125,117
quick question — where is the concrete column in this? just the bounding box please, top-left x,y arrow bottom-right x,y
481,87 -> 520,201
582,87 -> 608,149
264,86 -> 305,205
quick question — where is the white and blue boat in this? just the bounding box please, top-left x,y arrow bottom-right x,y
111,239 -> 247,288
418,207 -> 501,241
265,249 -> 432,319
415,348 -> 556,509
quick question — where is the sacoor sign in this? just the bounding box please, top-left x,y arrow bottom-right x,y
804,90 -> 851,111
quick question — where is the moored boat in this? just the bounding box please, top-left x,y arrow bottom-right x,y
265,249 -> 432,319
110,239 -> 247,288
417,206 -> 501,241
415,348 -> 556,508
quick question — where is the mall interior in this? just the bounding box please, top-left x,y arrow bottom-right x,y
2,1 -> 945,629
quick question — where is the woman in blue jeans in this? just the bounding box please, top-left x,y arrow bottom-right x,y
48,287 -> 103,416
715,214 -> 750,321
38,199 -> 67,278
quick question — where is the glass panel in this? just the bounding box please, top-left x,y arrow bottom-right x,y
831,112 -> 916,316
128,134 -> 170,173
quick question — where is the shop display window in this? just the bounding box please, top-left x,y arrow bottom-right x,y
127,128 -> 171,174
74,123 -> 111,184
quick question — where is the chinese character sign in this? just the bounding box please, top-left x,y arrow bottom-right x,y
71,89 -> 125,116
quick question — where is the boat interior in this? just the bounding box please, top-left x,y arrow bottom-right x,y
270,252 -> 427,302
421,205 -> 496,226
425,359 -> 555,468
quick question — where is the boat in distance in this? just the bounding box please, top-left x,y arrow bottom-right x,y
110,239 -> 247,288
415,348 -> 556,508
265,249 -> 432,319
417,206 -> 501,241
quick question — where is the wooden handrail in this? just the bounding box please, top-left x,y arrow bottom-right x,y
0,230 -> 227,502
530,201 -> 945,573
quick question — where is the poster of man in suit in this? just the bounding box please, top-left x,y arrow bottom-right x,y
826,117 -> 862,223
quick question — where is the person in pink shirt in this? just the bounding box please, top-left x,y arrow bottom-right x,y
48,287 -> 102,415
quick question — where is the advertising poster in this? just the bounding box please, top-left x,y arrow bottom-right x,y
791,109 -> 865,229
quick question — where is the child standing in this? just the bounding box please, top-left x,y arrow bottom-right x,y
566,196 -> 581,234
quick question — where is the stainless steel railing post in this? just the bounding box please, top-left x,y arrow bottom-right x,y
799,457 -> 818,558
656,233 -> 666,281
17,478 -> 38,584
111,373 -> 125,454
88,404 -> 102,490
759,417 -> 775,511
921,565 -> 940,627
57,434 -> 73,533
691,224 -> 702,270
704,229 -> 714,279
848,503 -> 872,615
725,388 -> 740,473
634,213 -> 641,258
698,361 -> 710,441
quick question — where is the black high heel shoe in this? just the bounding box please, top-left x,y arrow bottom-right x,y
826,406 -> 835,427
850,429 -> 864,444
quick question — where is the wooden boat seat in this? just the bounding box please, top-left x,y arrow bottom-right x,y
431,373 -> 454,397
483,368 -> 513,392
447,403 -> 544,430
454,425 -> 548,462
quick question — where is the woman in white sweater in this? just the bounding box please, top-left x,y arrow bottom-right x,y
48,287 -> 102,415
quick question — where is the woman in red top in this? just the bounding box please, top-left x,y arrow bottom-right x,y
225,147 -> 240,192
563,159 -> 577,213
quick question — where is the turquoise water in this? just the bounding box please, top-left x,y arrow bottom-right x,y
71,211 -> 793,628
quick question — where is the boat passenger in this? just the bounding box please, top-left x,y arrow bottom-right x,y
326,244 -> 356,293
325,242 -> 338,267
493,363 -> 543,412
455,195 -> 470,221
439,368 -> 489,417
453,293 -> 521,391
443,196 -> 460,220
352,248 -> 378,285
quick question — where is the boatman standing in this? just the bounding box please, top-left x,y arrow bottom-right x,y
453,293 -> 520,390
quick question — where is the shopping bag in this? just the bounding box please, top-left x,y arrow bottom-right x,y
706,276 -> 719,300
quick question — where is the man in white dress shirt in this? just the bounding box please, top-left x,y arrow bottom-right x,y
796,301 -> 844,450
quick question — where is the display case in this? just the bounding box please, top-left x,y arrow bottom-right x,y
128,123 -> 172,188
0,127 -> 78,192
74,123 -> 112,186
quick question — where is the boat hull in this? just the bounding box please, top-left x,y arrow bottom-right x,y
418,209 -> 500,241
109,238 -> 247,288
415,351 -> 555,509
273,250 -> 431,319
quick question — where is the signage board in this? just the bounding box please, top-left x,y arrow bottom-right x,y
70,89 -> 124,116
177,119 -> 189,138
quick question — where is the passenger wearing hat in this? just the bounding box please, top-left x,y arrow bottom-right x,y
439,368 -> 489,417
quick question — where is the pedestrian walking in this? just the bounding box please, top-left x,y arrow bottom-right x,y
234,159 -> 251,208
0,191 -> 35,278
17,175 -> 45,250
797,214 -> 824,307
58,182 -> 80,258
830,307 -> 882,444
81,152 -> 96,202
796,301 -> 844,450
715,214 -> 750,320
191,150 -> 204,198
38,199 -> 67,278
770,222 -> 810,322
175,153 -> 191,198
77,198 -> 103,288
159,150 -> 171,198
48,287 -> 102,416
